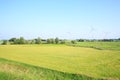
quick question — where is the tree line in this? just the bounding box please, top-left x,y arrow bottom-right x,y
1,37 -> 120,45
76,38 -> 120,42
1,37 -> 67,45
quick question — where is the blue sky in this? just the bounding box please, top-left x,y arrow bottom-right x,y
0,0 -> 120,39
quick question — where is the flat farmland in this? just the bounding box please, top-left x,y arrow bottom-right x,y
0,44 -> 120,79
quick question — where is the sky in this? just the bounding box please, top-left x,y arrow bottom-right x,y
0,0 -> 120,39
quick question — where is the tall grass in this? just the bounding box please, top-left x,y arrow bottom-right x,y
0,58 -> 102,80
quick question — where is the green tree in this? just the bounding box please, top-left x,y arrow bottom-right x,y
71,40 -> 77,44
60,40 -> 66,44
55,37 -> 59,44
9,38 -> 17,44
51,38 -> 55,44
19,37 -> 25,44
2,40 -> 9,45
9,38 -> 17,42
31,39 -> 36,44
15,39 -> 20,44
47,38 -> 55,44
77,39 -> 84,42
36,37 -> 42,44
47,39 -> 51,44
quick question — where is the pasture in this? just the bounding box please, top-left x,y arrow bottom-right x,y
0,43 -> 120,80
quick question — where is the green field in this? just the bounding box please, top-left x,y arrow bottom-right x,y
70,42 -> 120,50
0,43 -> 120,80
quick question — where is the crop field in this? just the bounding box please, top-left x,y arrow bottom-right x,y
0,43 -> 120,80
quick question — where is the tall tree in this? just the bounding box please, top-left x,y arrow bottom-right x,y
9,38 -> 17,44
55,37 -> 59,44
19,37 -> 25,44
36,37 -> 42,44
47,39 -> 51,44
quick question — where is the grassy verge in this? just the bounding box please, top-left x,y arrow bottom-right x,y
0,58 -> 103,80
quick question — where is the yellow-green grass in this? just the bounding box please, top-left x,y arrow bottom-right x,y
0,45 -> 120,79
0,58 -> 101,80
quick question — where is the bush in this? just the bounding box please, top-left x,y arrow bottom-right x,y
60,40 -> 66,44
2,40 -> 9,45
71,40 -> 77,44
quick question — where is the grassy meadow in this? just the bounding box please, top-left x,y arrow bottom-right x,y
0,43 -> 120,80
69,42 -> 120,50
